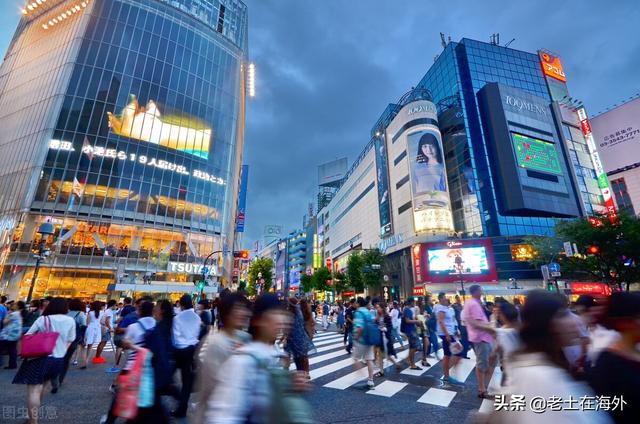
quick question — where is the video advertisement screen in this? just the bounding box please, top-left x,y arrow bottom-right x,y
512,133 -> 562,175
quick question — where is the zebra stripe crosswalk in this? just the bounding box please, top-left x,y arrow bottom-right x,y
295,330 -> 498,411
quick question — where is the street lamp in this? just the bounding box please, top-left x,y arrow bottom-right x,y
26,221 -> 55,303
200,249 -> 223,301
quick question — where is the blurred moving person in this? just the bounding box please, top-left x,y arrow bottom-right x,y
588,292 -> 640,424
0,300 -> 25,369
434,293 -> 462,385
284,297 -> 314,378
206,294 -> 311,423
194,293 -> 250,424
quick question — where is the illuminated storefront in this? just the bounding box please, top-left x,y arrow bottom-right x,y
0,0 -> 248,300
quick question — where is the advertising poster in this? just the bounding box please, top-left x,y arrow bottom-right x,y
107,94 -> 211,159
590,97 -> 640,172
236,165 -> 249,232
406,128 -> 454,232
374,135 -> 393,236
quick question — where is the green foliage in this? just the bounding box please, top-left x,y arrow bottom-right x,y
554,213 -> 640,289
333,271 -> 349,295
247,257 -> 274,296
300,273 -> 314,294
523,234 -> 564,268
361,248 -> 384,288
312,267 -> 332,292
346,253 -> 365,293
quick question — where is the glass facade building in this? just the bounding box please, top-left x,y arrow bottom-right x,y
416,38 -> 603,238
0,0 -> 248,300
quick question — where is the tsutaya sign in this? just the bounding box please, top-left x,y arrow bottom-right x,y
168,261 -> 220,276
49,140 -> 225,185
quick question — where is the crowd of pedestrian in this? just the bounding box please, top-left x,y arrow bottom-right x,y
0,286 -> 637,423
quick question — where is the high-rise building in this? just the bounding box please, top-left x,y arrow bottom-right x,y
319,37 -> 607,299
0,0 -> 249,300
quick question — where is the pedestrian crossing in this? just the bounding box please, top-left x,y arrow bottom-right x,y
293,331 -> 502,411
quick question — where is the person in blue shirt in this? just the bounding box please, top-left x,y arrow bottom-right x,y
0,296 -> 8,331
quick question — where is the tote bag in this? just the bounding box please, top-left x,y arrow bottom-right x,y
20,316 -> 59,358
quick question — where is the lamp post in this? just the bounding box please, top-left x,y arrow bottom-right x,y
26,221 -> 55,304
200,250 -> 223,301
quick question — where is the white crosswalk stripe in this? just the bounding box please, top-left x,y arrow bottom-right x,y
294,331 -> 487,409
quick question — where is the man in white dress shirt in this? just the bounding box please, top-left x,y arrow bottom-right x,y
171,294 -> 201,418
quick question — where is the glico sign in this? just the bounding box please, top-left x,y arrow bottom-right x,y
539,52 -> 567,82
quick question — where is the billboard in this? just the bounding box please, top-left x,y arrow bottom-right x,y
387,100 -> 454,233
413,239 -> 498,284
512,133 -> 562,175
107,94 -> 211,159
539,52 -> 567,82
318,158 -> 348,187
235,165 -> 249,232
591,97 -> 640,173
374,135 -> 393,236
577,107 -> 617,221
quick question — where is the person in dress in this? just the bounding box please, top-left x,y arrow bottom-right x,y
83,301 -> 104,367
12,298 -> 75,424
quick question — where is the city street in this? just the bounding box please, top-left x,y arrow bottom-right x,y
0,323 -> 497,423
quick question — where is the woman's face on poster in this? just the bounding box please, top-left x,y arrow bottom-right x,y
421,142 -> 437,161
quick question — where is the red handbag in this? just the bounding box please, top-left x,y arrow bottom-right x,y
20,316 -> 60,358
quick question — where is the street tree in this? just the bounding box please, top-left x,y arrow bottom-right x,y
555,213 -> 640,290
300,273 -> 314,294
361,248 -> 385,289
333,271 -> 349,296
523,233 -> 564,268
346,252 -> 365,293
312,267 -> 332,293
247,257 -> 274,297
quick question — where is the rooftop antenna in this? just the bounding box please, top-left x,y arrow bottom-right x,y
440,32 -> 447,49
505,38 -> 515,48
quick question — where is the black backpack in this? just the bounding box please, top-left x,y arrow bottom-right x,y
137,321 -> 175,390
73,312 -> 87,343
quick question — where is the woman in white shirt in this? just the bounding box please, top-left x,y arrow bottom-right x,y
82,301 -> 104,368
12,298 -> 75,424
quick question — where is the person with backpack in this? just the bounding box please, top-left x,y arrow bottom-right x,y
321,301 -> 330,330
171,294 -> 201,418
352,297 -> 377,389
207,294 -> 311,423
402,297 -> 423,370
51,298 -> 86,392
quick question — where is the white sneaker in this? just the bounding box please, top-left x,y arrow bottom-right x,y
99,415 -> 107,424
367,379 -> 375,389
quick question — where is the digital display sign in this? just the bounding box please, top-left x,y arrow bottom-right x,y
107,95 -> 211,159
512,133 -> 562,175
539,52 -> 567,82
413,239 -> 498,284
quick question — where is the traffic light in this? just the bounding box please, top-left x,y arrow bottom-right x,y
587,245 -> 600,255
547,281 -> 556,292
195,280 -> 207,291
233,250 -> 250,259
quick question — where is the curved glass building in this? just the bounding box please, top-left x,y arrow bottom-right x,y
0,0 -> 248,300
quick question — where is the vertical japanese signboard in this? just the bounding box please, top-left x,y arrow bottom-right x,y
374,134 -> 393,236
577,107 -> 617,222
235,165 -> 249,232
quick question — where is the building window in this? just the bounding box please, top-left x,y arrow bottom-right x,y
611,178 -> 635,215
398,201 -> 412,215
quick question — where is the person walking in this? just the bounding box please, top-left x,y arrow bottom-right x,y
424,295 -> 439,358
83,301 -> 105,367
321,301 -> 330,330
171,294 -> 201,418
52,298 -> 86,392
434,293 -> 463,385
452,295 -> 470,358
13,298 -> 75,424
416,303 -> 431,367
22,300 -> 42,334
284,297 -> 314,378
0,300 -> 25,369
402,298 -> 423,370
194,293 -> 250,424
343,299 -> 355,354
197,299 -> 213,340
336,301 -> 345,333
299,298 -> 316,342
462,285 -> 497,399
353,297 -> 376,388
96,300 -> 117,368
389,301 -> 404,347
0,295 -> 7,331
494,300 -> 521,386
375,302 -> 400,376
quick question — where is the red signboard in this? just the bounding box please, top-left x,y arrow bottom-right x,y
413,286 -> 425,296
325,257 -> 332,269
570,282 -> 612,296
413,239 -> 498,284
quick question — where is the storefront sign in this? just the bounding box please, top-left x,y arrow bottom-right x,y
168,261 -> 219,275
539,52 -> 567,82
413,286 -> 425,296
504,95 -> 548,116
570,282 -> 612,296
378,233 -> 404,253
412,244 -> 423,283
510,244 -> 535,262
49,140 -> 225,186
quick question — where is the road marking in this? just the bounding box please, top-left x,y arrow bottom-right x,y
289,347 -> 350,370
479,367 -> 503,413
313,336 -> 344,347
366,380 -> 407,397
313,333 -> 340,341
313,342 -> 346,354
323,345 -> 408,389
451,357 -> 476,382
417,387 -> 457,407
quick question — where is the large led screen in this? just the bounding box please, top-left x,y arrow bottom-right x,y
512,133 -> 561,175
427,246 -> 489,276
107,95 -> 211,159
412,239 -> 498,284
